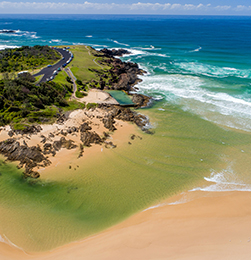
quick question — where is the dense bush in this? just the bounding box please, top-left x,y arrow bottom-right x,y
0,73 -> 71,126
0,45 -> 60,73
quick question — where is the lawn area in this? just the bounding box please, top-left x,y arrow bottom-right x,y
67,45 -> 111,84
53,70 -> 69,85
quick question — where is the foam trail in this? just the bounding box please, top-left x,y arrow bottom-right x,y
189,46 -> 202,52
136,45 -> 162,50
122,48 -> 147,57
86,35 -> 93,38
112,39 -> 129,47
142,203 -> 165,212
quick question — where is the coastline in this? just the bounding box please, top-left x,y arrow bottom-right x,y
1,45 -> 251,258
1,190 -> 251,260
0,104 -> 146,179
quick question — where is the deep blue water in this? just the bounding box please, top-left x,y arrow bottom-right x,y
1,14 -> 251,131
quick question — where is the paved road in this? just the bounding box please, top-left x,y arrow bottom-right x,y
33,47 -> 73,83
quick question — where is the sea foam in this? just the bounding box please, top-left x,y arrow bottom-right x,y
190,168 -> 251,192
175,61 -> 251,79
137,73 -> 251,131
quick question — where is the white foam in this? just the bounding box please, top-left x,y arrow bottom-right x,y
190,168 -> 251,192
136,45 -> 162,50
189,46 -> 202,52
86,35 -> 93,38
137,73 -> 251,131
50,39 -> 61,43
111,39 -> 129,47
0,235 -> 5,243
175,61 -> 251,79
0,44 -> 19,50
142,203 -> 165,212
122,48 -> 147,57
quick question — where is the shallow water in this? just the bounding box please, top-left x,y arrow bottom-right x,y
1,14 -> 251,252
1,101 -> 251,251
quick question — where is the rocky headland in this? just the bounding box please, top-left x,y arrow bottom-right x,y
0,47 -> 153,179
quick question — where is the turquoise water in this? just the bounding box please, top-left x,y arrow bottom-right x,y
106,90 -> 134,105
1,15 -> 251,131
1,15 -> 251,251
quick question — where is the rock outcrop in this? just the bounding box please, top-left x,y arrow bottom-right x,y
0,138 -> 49,178
99,48 -> 131,57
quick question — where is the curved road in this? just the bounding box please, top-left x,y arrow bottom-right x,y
34,47 -> 72,83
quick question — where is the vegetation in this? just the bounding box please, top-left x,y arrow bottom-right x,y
0,72 -> 73,127
62,100 -> 85,112
0,45 -> 60,73
66,45 -> 113,89
86,103 -> 98,110
0,45 -> 113,128
75,91 -> 87,98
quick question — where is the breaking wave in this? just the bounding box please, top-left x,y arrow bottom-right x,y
175,61 -> 251,79
137,73 -> 251,131
0,29 -> 39,39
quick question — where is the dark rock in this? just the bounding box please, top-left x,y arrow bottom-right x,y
60,129 -> 68,136
8,130 -> 14,137
131,94 -> 151,108
78,144 -> 84,158
53,137 -> 77,151
100,48 -> 131,57
104,141 -> 117,149
11,125 -> 42,136
102,116 -> 116,131
48,133 -> 55,138
0,138 -> 50,178
79,122 -> 92,132
80,131 -> 102,147
67,126 -> 78,134
40,135 -> 46,144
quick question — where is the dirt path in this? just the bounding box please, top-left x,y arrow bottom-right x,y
85,45 -> 104,69
64,68 -> 77,99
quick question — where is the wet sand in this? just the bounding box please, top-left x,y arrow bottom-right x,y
1,191 -> 251,260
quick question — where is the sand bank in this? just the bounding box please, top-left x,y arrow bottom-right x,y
80,89 -> 119,105
1,191 -> 251,260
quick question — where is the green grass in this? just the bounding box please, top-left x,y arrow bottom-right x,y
53,70 -> 69,85
75,91 -> 87,98
86,103 -> 98,110
12,122 -> 31,131
65,45 -> 111,84
34,75 -> 43,84
62,100 -> 85,112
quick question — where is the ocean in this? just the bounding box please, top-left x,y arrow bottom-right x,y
1,14 -> 251,251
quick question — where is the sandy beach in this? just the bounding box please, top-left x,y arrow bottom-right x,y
1,190 -> 251,260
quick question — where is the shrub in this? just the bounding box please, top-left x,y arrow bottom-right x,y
86,103 -> 98,110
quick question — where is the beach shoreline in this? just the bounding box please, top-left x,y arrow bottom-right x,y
1,190 -> 251,260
